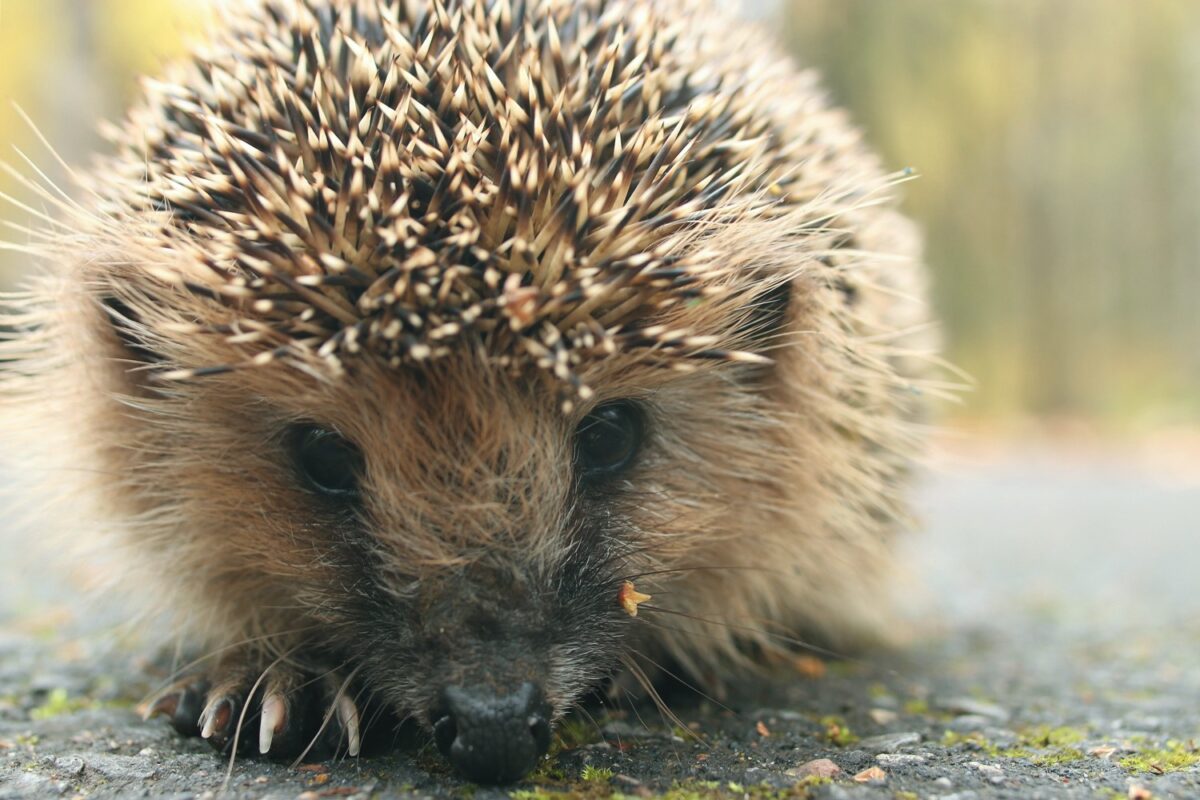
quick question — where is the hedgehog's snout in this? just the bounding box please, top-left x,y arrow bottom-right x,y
431,682 -> 552,784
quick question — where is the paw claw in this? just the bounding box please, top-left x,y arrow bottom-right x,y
259,693 -> 286,755
143,691 -> 179,721
147,659 -> 381,760
336,694 -> 361,757
145,681 -> 207,737
200,696 -> 236,742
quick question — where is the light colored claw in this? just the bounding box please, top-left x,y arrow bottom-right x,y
259,693 -> 286,754
199,699 -> 222,739
336,694 -> 361,757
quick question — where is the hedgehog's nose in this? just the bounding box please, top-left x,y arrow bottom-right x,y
431,682 -> 551,784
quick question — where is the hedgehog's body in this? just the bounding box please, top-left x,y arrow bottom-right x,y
1,0 -> 932,784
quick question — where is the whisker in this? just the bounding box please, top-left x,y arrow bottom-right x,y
146,624 -> 330,699
619,654 -> 698,743
568,701 -> 607,747
291,663 -> 361,768
617,681 -> 652,746
638,604 -> 856,663
626,647 -> 730,714
360,698 -> 395,755
621,564 -> 783,582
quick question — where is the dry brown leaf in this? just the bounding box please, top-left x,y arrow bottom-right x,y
793,655 -> 827,679
853,766 -> 887,783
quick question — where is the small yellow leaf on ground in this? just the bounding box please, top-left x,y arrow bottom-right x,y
853,766 -> 887,783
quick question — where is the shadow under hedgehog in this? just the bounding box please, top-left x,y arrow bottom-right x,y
0,0 -> 936,784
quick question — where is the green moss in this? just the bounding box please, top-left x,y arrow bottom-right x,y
525,716 -> 609,787
654,780 -> 822,800
510,790 -> 559,800
30,688 -> 92,720
894,793 -> 920,800
941,730 -> 989,751
795,776 -> 832,789
1022,725 -> 1086,748
940,730 -> 1031,759
1032,747 -> 1086,766
528,760 -> 568,784
14,734 -> 39,747
581,765 -> 614,783
557,716 -> 603,749
996,747 -> 1033,759
943,724 -> 1096,765
902,699 -> 929,715
820,715 -> 859,747
1118,740 -> 1200,774
513,779 -> 834,800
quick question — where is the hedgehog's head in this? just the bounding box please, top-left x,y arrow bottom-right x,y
32,0 -> 920,785
90,264 -> 800,781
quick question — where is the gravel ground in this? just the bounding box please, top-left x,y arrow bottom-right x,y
1,443 -> 1198,800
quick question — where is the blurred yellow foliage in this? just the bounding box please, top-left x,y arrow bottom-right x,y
0,0 -> 205,280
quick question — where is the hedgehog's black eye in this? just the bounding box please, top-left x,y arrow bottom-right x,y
575,402 -> 644,479
289,425 -> 364,498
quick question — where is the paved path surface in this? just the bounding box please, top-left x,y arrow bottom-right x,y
1,443 -> 1198,799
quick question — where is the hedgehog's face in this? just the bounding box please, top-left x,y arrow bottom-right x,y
96,318 -> 778,781
280,363 -> 639,778
231,365 -> 636,780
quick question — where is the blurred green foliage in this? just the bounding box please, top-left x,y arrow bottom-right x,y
1,1 -> 1197,424
785,0 -> 1200,424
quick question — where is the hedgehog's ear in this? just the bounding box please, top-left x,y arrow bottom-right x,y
99,295 -> 166,372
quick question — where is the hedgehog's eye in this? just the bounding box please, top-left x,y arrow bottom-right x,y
289,425 -> 364,498
575,402 -> 644,479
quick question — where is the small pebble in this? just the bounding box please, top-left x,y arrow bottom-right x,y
52,756 -> 84,776
786,757 -> 841,779
857,731 -> 921,751
947,714 -> 991,732
968,761 -> 1005,784
876,753 -> 926,766
868,708 -> 898,725
937,697 -> 1009,722
751,708 -> 806,721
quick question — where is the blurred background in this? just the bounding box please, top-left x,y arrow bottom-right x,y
2,0 -> 1199,437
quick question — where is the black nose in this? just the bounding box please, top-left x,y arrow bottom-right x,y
431,682 -> 552,784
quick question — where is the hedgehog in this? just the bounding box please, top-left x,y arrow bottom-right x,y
0,0 -> 936,785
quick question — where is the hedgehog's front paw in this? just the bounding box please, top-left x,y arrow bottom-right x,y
144,659 -> 364,759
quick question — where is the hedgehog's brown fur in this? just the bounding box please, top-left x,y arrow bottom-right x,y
0,0 -> 937,782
